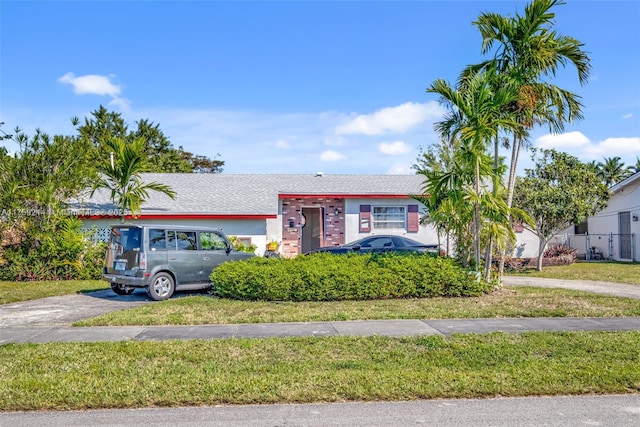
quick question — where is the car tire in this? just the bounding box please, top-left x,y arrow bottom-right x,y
146,272 -> 175,301
111,283 -> 134,295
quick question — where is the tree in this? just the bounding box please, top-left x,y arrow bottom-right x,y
0,127 -> 94,229
472,0 -> 591,278
91,137 -> 176,221
0,126 -> 103,281
427,66 -> 520,270
513,149 -> 609,271
77,106 -> 224,173
179,147 -> 225,173
597,156 -> 632,186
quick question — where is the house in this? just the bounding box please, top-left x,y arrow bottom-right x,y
512,171 -> 640,262
576,171 -> 640,261
72,173 -> 438,257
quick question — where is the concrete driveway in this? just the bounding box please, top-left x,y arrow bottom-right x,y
0,288 -> 151,327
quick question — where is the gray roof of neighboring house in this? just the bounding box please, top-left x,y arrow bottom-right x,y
610,171 -> 640,194
69,174 -> 426,216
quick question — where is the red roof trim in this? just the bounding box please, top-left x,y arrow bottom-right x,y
77,214 -> 277,220
278,194 -> 414,199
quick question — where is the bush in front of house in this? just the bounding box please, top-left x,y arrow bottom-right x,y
210,252 -> 491,301
0,218 -> 107,281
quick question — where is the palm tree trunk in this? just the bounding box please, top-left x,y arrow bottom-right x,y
484,136 -> 500,282
498,134 -> 521,280
474,160 -> 481,269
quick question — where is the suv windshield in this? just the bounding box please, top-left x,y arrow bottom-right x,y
106,227 -> 142,272
109,227 -> 142,253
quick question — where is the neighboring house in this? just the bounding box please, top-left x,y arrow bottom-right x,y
71,173 -> 438,257
512,171 -> 640,262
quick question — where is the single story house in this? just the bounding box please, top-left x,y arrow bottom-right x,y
72,173 -> 439,257
513,171 -> 640,262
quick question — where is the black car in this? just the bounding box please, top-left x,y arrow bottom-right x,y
306,235 -> 440,255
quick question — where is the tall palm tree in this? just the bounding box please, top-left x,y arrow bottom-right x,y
472,0 -> 591,278
91,137 -> 176,222
427,67 -> 520,269
597,156 -> 632,186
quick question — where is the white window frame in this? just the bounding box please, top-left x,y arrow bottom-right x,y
372,205 -> 406,230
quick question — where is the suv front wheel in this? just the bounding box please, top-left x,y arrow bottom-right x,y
146,272 -> 175,301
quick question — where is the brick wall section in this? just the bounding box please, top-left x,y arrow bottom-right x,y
281,197 -> 345,257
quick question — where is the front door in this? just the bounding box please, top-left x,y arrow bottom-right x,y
619,212 -> 632,259
301,207 -> 324,254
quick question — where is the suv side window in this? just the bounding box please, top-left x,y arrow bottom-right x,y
176,231 -> 197,250
167,231 -> 177,250
200,231 -> 228,251
149,229 -> 167,251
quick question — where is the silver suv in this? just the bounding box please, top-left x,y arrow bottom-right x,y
103,224 -> 254,300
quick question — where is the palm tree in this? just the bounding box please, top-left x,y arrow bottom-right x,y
597,156 -> 632,186
427,67 -> 520,270
91,137 -> 176,222
472,0 -> 591,278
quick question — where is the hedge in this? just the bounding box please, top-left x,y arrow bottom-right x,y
210,252 -> 491,301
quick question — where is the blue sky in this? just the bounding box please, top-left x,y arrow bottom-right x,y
1,0 -> 639,175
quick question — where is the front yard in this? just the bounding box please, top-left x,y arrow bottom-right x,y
1,332 -> 639,411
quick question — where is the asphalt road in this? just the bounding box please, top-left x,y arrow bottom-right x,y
2,395 -> 639,426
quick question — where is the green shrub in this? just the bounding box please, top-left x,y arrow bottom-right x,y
211,252 -> 491,301
0,218 -> 107,281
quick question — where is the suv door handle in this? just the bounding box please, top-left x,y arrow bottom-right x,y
203,256 -> 211,260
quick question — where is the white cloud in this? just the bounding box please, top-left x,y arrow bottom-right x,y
335,101 -> 444,135
622,113 -> 633,119
275,139 -> 289,149
58,72 -> 121,96
379,140 -> 411,155
386,162 -> 413,174
58,72 -> 130,111
320,150 -> 345,162
534,131 -> 590,149
532,132 -> 640,164
583,137 -> 640,159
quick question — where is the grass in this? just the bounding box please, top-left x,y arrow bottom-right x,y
508,261 -> 640,285
74,287 -> 640,326
1,331 -> 638,411
0,280 -> 107,304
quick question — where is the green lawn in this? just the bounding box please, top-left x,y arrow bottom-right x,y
1,331 -> 638,411
509,261 -> 640,284
75,286 -> 640,326
2,264 -> 640,412
0,280 -> 107,304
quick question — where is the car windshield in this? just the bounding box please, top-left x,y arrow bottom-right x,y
109,227 -> 141,251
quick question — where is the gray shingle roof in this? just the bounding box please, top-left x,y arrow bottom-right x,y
70,174 -> 425,216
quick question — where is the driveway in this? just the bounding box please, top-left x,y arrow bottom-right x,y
502,276 -> 640,299
0,289 -> 151,327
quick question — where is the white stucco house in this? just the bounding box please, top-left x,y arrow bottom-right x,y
512,171 -> 640,262
71,173 -> 439,257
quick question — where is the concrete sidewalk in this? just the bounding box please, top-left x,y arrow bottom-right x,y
2,276 -> 639,344
3,316 -> 640,344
